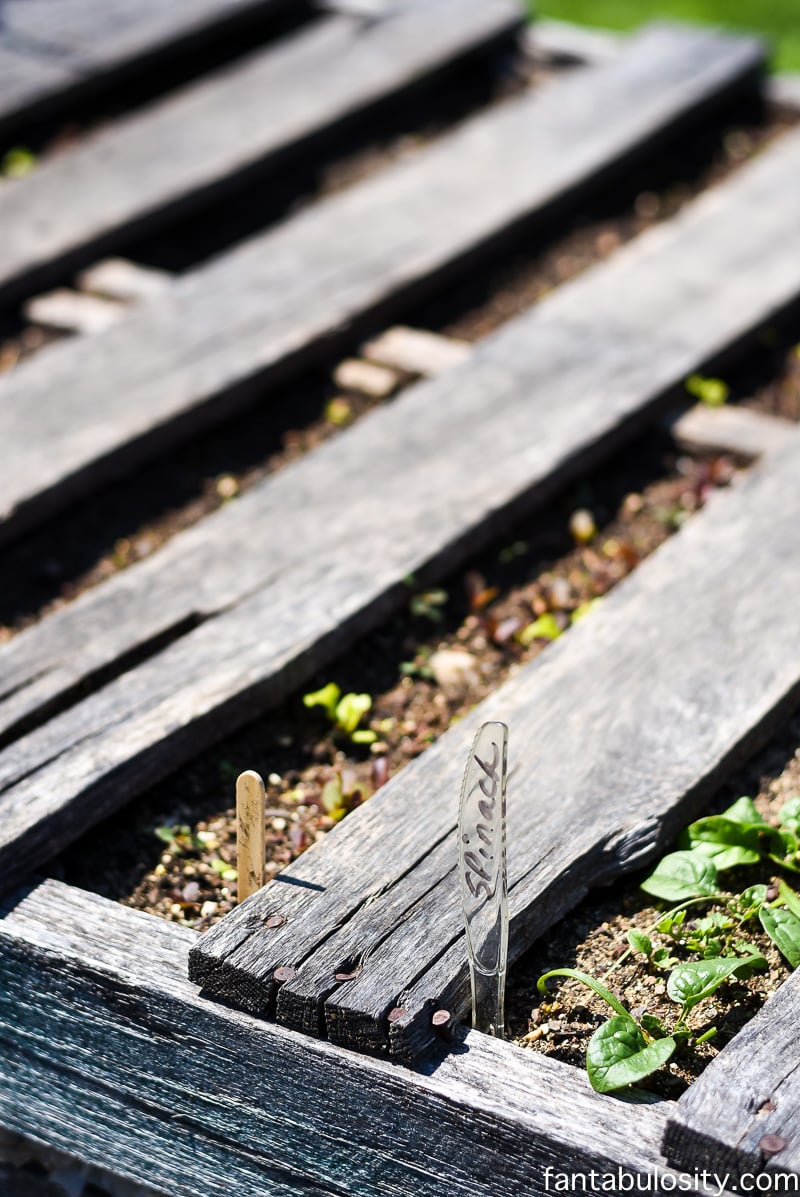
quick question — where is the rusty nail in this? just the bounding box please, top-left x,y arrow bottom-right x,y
273,965 -> 297,984
387,1006 -> 407,1024
432,1009 -> 454,1042
265,914 -> 287,929
760,1135 -> 787,1157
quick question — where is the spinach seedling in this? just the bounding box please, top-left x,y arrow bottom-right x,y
303,682 -> 377,744
536,793 -> 800,1093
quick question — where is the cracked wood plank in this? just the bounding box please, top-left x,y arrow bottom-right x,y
0,23 -> 764,544
190,429 -> 800,1063
663,968 -> 800,1185
0,878 -> 702,1197
1,123 -> 800,894
0,0 -> 523,307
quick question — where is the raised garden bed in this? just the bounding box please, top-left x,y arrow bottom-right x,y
2,6 -> 800,1196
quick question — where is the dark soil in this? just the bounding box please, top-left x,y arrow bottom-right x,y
506,717 -> 800,1097
57,430 -> 742,929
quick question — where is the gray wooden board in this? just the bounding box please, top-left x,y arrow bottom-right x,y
1,125 -> 800,896
190,429 -> 800,1063
0,23 -> 765,545
663,969 -> 800,1184
0,0 -> 523,307
0,878 -> 713,1197
0,0 -> 296,135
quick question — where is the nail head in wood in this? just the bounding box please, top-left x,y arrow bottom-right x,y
387,1007 -> 407,1023
273,966 -> 298,985
759,1135 -> 787,1156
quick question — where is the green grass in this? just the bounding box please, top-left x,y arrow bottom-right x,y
531,0 -> 800,72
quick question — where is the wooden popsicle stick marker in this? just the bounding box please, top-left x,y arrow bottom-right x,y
236,770 -> 266,903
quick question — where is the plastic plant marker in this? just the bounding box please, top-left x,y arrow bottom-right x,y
236,770 -> 266,902
458,720 -> 509,1037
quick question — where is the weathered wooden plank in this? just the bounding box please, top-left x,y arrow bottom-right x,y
669,403 -> 794,459
0,878 -> 699,1197
0,0 -> 524,307
1,125 -> 799,894
663,969 -> 800,1184
0,0 -> 298,136
191,430 -> 800,1062
0,24 -> 765,545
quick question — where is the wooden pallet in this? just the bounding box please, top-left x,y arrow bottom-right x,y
1,11 -> 800,1196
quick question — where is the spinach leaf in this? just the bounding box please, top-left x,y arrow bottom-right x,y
641,851 -> 719,903
666,955 -> 762,1012
587,1016 -> 676,1093
759,906 -> 800,968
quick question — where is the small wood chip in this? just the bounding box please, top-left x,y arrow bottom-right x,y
333,358 -> 399,398
76,257 -> 171,303
361,325 -> 471,377
24,288 -> 125,334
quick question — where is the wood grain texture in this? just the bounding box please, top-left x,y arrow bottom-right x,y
0,0 -> 297,136
663,969 -> 800,1184
1,124 -> 799,896
0,878 -> 698,1197
191,430 -> 800,1062
236,770 -> 266,902
0,0 -> 523,307
0,23 -> 764,544
669,404 -> 794,459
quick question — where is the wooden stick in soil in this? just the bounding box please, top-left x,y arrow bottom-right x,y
236,771 -> 265,903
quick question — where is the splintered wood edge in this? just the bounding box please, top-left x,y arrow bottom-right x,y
0,879 -> 725,1197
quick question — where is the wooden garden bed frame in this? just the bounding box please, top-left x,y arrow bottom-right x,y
2,8 -> 800,1194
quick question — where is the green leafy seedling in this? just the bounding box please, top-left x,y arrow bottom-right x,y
626,929 -> 653,959
517,613 -> 562,646
409,588 -> 448,622
759,907 -> 800,968
587,1016 -> 677,1094
303,683 -> 377,744
685,373 -> 729,406
666,955 -> 763,1018
2,147 -> 36,178
640,851 -> 720,903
